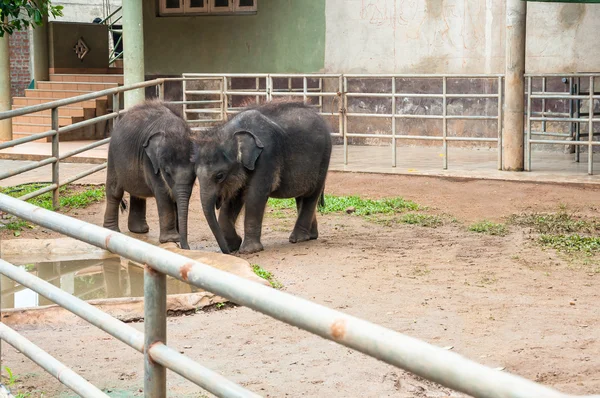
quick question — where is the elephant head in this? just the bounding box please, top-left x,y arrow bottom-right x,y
144,130 -> 196,250
192,121 -> 265,254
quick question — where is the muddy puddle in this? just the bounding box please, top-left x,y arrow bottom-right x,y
1,257 -> 202,310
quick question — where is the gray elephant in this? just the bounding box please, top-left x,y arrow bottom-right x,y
193,101 -> 332,254
103,100 -> 195,249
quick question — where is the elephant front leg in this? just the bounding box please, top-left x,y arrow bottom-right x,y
154,191 -> 180,244
103,178 -> 124,232
239,190 -> 269,254
218,191 -> 244,252
127,196 -> 149,234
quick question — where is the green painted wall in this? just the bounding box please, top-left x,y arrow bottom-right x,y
142,0 -> 326,75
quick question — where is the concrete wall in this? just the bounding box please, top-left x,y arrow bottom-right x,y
48,22 -> 109,72
52,0 -> 122,23
142,0 -> 326,75
324,0 -> 600,74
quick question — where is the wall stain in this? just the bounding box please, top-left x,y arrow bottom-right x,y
426,0 -> 444,19
559,4 -> 586,29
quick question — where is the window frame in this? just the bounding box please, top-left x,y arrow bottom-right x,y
157,0 -> 257,16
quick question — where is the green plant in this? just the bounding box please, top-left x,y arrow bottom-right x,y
252,264 -> 283,289
215,302 -> 225,309
0,184 -> 105,211
399,213 -> 443,228
268,195 -> 421,216
468,221 -> 508,236
539,234 -> 600,254
0,1 -> 64,36
509,211 -> 599,235
4,366 -> 17,386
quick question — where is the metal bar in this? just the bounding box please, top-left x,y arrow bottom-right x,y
51,107 -> 59,209
59,112 -> 119,135
158,82 -> 165,102
0,196 -> 588,398
338,76 -> 343,149
530,94 -> 589,100
255,77 -> 260,104
530,132 -> 572,137
529,117 -> 589,122
391,77 -> 396,168
588,76 -> 594,175
60,163 -> 107,186
542,77 -> 547,134
0,156 -> 57,180
442,77 -> 448,170
223,77 -> 228,121
0,79 -> 165,121
343,76 -> 348,165
0,129 -> 56,150
528,139 -> 600,145
576,77 -> 581,163
343,73 -> 503,78
0,258 -> 257,398
112,93 -> 120,128
303,77 -> 308,104
0,323 -> 109,398
144,267 -> 167,398
497,76 -> 503,170
18,183 -> 57,202
526,77 -> 532,171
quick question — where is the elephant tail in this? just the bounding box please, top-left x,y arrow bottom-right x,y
119,198 -> 128,214
317,191 -> 326,213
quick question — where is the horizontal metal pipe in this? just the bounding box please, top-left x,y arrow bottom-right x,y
344,73 -> 504,78
0,156 -> 57,180
529,117 -> 588,122
18,183 -> 58,201
0,323 -> 109,398
529,139 -> 600,145
445,115 -> 498,120
394,114 -> 443,119
61,163 -> 107,185
0,130 -> 56,150
58,112 -> 118,135
0,79 -> 164,121
0,195 -> 587,398
530,94 -> 589,100
525,73 -> 600,77
59,138 -> 110,160
530,132 -> 572,137
180,100 -> 222,104
270,92 -> 339,97
148,343 -> 260,398
345,113 -> 393,118
167,100 -> 222,105
0,258 -> 256,398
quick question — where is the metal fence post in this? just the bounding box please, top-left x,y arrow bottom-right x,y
525,77 -> 532,171
223,76 -> 228,121
442,76 -> 448,170
588,76 -> 594,175
158,81 -> 165,102
343,76 -> 348,165
497,76 -> 503,170
51,107 -> 60,209
303,77 -> 308,104
391,77 -> 397,167
144,265 -> 167,397
112,92 -> 120,131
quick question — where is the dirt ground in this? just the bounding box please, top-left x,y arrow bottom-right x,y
2,172 -> 600,397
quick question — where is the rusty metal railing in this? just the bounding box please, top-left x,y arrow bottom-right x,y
0,193 -> 599,398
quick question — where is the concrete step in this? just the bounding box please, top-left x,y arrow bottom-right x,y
37,81 -> 119,91
13,97 -> 106,109
11,105 -> 95,118
49,74 -> 124,84
12,122 -> 99,142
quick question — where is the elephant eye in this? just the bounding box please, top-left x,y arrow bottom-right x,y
215,172 -> 225,182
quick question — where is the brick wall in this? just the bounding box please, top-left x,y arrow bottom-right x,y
9,31 -> 31,98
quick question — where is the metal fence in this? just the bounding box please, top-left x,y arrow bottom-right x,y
182,73 -> 504,170
1,193 -> 599,398
525,73 -> 600,175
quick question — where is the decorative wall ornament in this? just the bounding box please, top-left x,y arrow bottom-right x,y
73,37 -> 89,61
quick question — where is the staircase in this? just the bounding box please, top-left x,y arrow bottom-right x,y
10,73 -> 124,143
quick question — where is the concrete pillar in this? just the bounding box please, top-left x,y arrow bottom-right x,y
502,0 -> 527,171
123,0 -> 145,107
0,18 -> 13,141
32,0 -> 49,83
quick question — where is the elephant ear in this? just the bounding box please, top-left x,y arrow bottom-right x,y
143,132 -> 165,175
234,130 -> 264,171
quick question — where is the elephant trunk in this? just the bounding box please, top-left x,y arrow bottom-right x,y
200,185 -> 231,254
176,185 -> 192,250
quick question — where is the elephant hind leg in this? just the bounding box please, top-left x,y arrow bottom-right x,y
128,196 -> 150,234
103,178 -> 124,232
290,191 -> 320,244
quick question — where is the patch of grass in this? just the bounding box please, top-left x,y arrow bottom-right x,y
252,264 -> 283,289
468,221 -> 509,236
399,213 -> 443,228
0,183 -> 105,211
510,211 -> 599,235
2,219 -> 29,231
215,302 -> 226,309
539,234 -> 600,254
268,195 -> 421,216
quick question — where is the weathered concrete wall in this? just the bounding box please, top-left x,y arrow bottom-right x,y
142,0 -> 326,75
53,0 -> 122,23
324,0 -> 600,74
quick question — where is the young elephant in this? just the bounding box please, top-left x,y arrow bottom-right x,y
103,100 -> 195,249
193,101 -> 332,254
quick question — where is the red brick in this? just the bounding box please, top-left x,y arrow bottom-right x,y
8,31 -> 31,98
